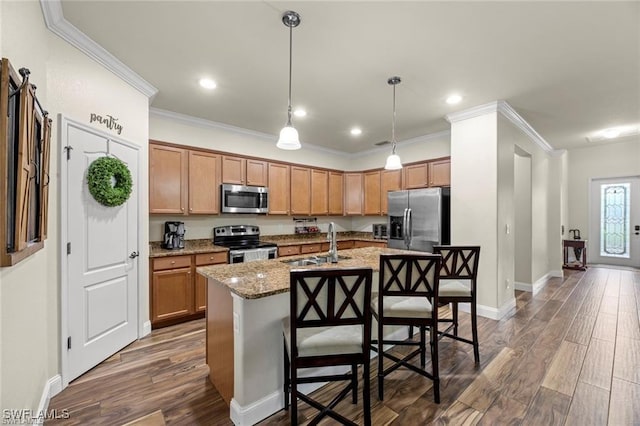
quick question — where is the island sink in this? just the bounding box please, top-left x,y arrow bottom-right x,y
281,255 -> 351,267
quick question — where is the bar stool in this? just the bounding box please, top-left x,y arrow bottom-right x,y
283,267 -> 373,426
372,254 -> 442,403
433,245 -> 481,364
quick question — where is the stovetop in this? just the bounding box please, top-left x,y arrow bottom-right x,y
213,225 -> 276,251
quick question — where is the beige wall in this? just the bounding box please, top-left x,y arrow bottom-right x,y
0,1 -> 149,412
567,138 -> 640,245
514,152 -> 532,284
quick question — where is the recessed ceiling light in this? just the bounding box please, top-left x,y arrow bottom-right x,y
446,94 -> 463,105
602,127 -> 622,139
199,78 -> 217,90
586,125 -> 639,142
293,108 -> 307,118
350,127 -> 362,136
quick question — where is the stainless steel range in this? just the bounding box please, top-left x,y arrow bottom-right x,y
213,225 -> 277,263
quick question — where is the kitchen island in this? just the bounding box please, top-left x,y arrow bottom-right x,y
197,246 -> 416,426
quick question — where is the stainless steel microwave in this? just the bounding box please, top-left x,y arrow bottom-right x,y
221,184 -> 269,214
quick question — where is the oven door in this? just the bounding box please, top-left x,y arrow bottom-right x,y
221,184 -> 269,214
229,247 -> 277,263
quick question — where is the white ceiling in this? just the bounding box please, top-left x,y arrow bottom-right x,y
60,1 -> 639,153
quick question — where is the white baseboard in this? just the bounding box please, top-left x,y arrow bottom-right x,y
514,281 -> 532,292
228,327 -> 410,425
459,298 -> 516,320
514,270 -> 564,295
35,375 -> 62,424
141,320 -> 152,338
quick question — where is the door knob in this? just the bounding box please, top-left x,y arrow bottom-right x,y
129,251 -> 139,259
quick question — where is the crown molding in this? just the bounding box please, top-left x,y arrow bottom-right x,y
445,100 -> 553,153
549,149 -> 567,157
149,108 -> 348,157
39,0 -> 158,100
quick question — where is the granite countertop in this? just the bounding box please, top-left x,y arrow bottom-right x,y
149,239 -> 228,258
262,232 -> 385,247
197,246 -> 417,300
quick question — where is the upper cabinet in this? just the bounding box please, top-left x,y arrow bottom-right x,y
149,144 -> 188,214
344,173 -> 363,216
381,169 -> 403,214
404,163 -> 429,189
363,171 -> 381,216
311,169 -> 329,215
188,151 -> 221,214
222,156 -> 268,186
328,172 -> 344,215
428,159 -> 451,187
268,163 -> 290,215
290,166 -> 311,215
150,143 -> 221,215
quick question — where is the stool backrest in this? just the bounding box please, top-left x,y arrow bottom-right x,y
432,246 -> 480,281
379,254 -> 441,300
290,267 -> 373,330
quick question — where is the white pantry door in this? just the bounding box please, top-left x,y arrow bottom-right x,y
64,121 -> 139,381
589,176 -> 640,268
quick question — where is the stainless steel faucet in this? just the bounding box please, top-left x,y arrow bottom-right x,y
327,222 -> 338,263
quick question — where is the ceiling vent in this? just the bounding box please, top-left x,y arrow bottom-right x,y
374,140 -> 391,146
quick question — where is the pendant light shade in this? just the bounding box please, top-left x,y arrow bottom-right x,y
384,76 -> 403,170
277,11 -> 302,150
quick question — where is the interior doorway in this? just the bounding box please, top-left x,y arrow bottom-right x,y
589,176 -> 640,268
514,147 -> 533,290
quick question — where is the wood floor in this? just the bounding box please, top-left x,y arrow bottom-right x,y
47,266 -> 640,425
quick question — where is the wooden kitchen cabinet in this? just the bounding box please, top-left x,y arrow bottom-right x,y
188,151 -> 221,214
152,267 -> 193,323
344,173 -> 363,215
381,169 -> 403,214
364,171 -> 382,215
300,243 -> 323,254
290,166 -> 311,215
429,159 -> 451,187
149,144 -> 188,214
404,163 -> 429,189
311,169 -> 329,215
353,240 -> 387,248
151,252 -> 228,328
337,240 -> 355,250
150,142 -> 221,215
279,245 -> 301,257
222,156 -> 268,186
328,172 -> 344,215
268,163 -> 290,215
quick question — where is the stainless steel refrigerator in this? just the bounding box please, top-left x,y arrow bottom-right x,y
387,187 -> 450,252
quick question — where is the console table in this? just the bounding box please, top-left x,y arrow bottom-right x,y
563,239 -> 587,271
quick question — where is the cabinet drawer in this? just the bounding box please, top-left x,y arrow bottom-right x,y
337,240 -> 354,250
278,245 -> 301,257
195,252 -> 228,266
153,256 -> 192,271
300,243 -> 322,254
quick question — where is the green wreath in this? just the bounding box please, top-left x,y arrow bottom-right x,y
87,156 -> 133,207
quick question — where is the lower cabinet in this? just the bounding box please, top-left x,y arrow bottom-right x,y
353,240 -> 387,248
151,251 -> 227,328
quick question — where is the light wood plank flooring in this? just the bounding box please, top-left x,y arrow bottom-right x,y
47,266 -> 640,425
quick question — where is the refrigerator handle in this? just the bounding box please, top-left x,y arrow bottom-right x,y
402,208 -> 409,247
406,208 -> 413,248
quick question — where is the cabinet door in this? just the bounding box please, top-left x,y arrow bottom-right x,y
328,172 -> 344,215
222,155 -> 246,184
246,160 -> 268,186
188,151 -> 221,214
344,173 -> 363,215
404,162 -> 429,189
311,169 -> 328,215
151,267 -> 193,323
290,166 -> 311,215
363,171 -> 381,215
195,272 -> 207,313
381,169 -> 403,214
268,163 -> 290,215
149,144 -> 187,214
279,245 -> 301,257
429,159 -> 451,187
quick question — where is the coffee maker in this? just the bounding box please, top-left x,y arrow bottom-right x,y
162,221 -> 186,250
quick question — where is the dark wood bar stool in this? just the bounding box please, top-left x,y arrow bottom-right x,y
283,267 -> 373,426
433,245 -> 481,364
372,254 -> 442,403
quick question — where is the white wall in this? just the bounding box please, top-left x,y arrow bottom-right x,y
0,1 -> 149,412
514,152 -> 532,284
567,138 -> 640,242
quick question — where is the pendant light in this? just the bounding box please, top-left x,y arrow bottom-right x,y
276,11 -> 302,150
384,76 -> 403,170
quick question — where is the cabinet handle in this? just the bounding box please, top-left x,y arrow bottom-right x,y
210,257 -> 214,260
171,261 -> 175,264
189,208 -> 193,212
181,207 -> 184,211
187,271 -> 191,275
